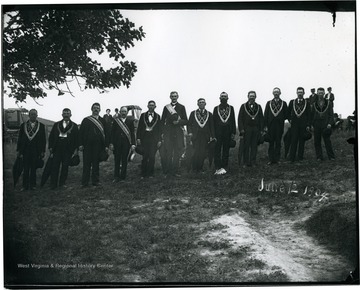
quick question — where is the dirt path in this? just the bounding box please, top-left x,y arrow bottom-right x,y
202,211 -> 352,282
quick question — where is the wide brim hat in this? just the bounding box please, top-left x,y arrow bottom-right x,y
135,145 -> 144,156
99,150 -> 109,162
303,130 -> 312,141
69,154 -> 80,166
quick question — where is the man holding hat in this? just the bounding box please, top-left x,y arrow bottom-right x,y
161,91 -> 188,177
287,87 -> 312,163
212,92 -> 236,175
137,100 -> 162,178
48,108 -> 79,189
188,98 -> 215,173
110,106 -> 136,182
264,88 -> 288,165
311,87 -> 335,161
238,91 -> 264,167
16,109 -> 46,191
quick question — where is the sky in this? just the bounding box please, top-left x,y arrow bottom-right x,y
2,7 -> 356,124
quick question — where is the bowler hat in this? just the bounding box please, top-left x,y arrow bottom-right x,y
99,150 -> 109,162
303,130 -> 312,141
69,154 -> 80,166
229,139 -> 236,148
135,145 -> 144,156
322,127 -> 332,137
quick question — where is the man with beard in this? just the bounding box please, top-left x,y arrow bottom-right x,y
79,103 -> 109,187
213,92 -> 236,175
264,88 -> 288,165
312,87 -> 335,161
161,91 -> 188,177
136,101 -> 162,178
16,109 -> 46,191
48,108 -> 79,189
238,91 -> 264,167
188,98 -> 215,173
288,87 -> 312,163
110,106 -> 136,182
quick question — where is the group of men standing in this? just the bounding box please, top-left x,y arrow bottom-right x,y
15,87 -> 336,190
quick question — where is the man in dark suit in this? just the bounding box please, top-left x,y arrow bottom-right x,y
48,108 -> 79,189
161,91 -> 188,177
288,87 -> 312,163
79,103 -> 109,187
212,92 -> 236,175
103,108 -> 113,136
238,91 -> 264,167
137,101 -> 162,178
307,88 -> 318,107
264,87 -> 288,165
110,106 -> 136,182
325,87 -> 335,104
312,87 -> 335,161
16,109 -> 46,191
188,98 -> 215,173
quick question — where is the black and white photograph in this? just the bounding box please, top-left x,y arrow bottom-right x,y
2,1 -> 358,287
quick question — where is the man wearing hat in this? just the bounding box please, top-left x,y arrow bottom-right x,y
48,108 -> 79,189
287,87 -> 312,163
79,103 -> 109,187
137,101 -> 162,178
325,87 -> 335,105
213,92 -> 236,175
307,88 -> 318,107
264,88 -> 288,165
238,91 -> 264,167
312,87 -> 335,161
110,106 -> 136,182
161,91 -> 188,177
16,109 -> 46,191
188,98 -> 215,173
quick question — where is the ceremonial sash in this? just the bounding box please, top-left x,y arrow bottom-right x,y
217,105 -> 231,123
195,110 -> 209,128
244,103 -> 259,120
87,116 -> 105,141
57,122 -> 74,138
293,99 -> 307,118
144,114 -> 159,132
24,121 -> 40,141
166,104 -> 180,121
314,99 -> 329,117
114,118 -> 132,144
270,100 -> 283,117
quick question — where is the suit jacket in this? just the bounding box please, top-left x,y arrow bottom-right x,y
161,102 -> 188,147
79,116 -> 109,148
137,111 -> 162,143
48,120 -> 79,154
287,99 -> 311,127
17,120 -> 46,156
325,93 -> 335,102
238,102 -> 264,132
188,109 -> 215,142
212,104 -> 236,136
264,99 -> 288,128
311,99 -> 334,127
111,116 -> 136,147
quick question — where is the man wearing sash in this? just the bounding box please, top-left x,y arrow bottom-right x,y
213,92 -> 236,175
264,88 -> 288,165
161,91 -> 188,177
79,103 -> 109,187
287,87 -> 311,163
311,87 -> 335,161
110,106 -> 136,182
48,108 -> 79,189
238,91 -> 264,167
16,109 -> 46,190
188,98 -> 215,173
137,101 -> 162,178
